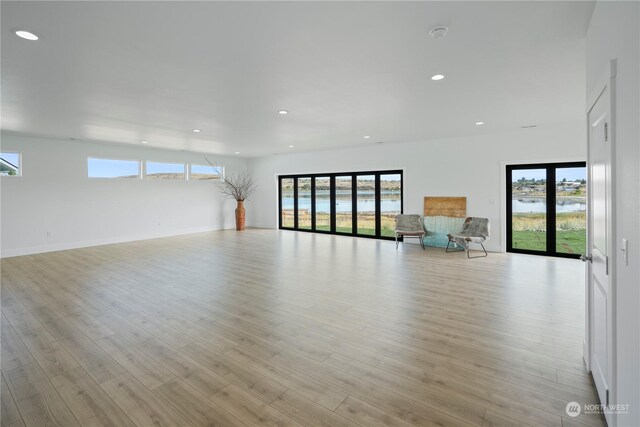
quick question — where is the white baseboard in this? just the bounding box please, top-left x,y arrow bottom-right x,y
0,226 -> 232,258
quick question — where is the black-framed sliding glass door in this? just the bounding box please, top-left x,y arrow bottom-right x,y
279,170 -> 403,240
335,175 -> 353,234
506,162 -> 586,258
356,175 -> 376,236
380,172 -> 403,237
314,176 -> 331,232
297,177 -> 312,230
280,178 -> 295,228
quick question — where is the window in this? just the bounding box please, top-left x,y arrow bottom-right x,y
190,164 -> 223,180
145,161 -> 185,180
88,158 -> 140,178
506,162 -> 586,258
0,152 -> 21,176
279,170 -> 403,240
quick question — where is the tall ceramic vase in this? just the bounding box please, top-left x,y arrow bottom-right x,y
235,200 -> 246,230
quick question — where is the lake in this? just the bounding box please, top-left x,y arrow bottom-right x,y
282,191 -> 400,213
513,197 -> 586,213
283,192 -> 586,215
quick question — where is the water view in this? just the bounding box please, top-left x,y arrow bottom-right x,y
281,191 -> 401,213
513,198 -> 586,213
281,174 -> 401,236
511,166 -> 586,254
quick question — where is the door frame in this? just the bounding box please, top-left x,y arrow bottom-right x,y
499,158 -> 586,254
505,161 -> 586,258
585,59 -> 617,424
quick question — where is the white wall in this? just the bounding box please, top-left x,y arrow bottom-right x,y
586,2 -> 640,426
0,133 -> 248,257
5,123 -> 587,258
247,122 -> 586,252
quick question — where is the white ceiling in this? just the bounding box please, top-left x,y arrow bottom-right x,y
1,1 -> 594,157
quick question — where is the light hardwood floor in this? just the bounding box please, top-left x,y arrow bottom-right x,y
1,229 -> 605,427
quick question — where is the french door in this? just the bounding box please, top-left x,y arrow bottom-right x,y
506,162 -> 586,258
279,170 -> 403,240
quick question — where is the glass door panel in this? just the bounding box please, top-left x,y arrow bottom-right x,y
297,177 -> 312,229
356,175 -> 376,236
510,168 -> 547,252
314,176 -> 331,231
380,173 -> 402,237
335,175 -> 353,234
278,170 -> 403,240
280,178 -> 294,228
555,167 -> 587,255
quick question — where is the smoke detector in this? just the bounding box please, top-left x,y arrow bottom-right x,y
429,27 -> 448,40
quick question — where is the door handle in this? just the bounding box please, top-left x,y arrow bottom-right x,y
580,254 -> 593,262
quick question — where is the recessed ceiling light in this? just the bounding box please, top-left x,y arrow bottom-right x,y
431,74 -> 445,81
429,27 -> 448,40
363,136 -> 371,139
475,121 -> 484,125
278,110 -> 289,115
15,30 -> 38,41
288,145 -> 294,148
235,151 -> 240,154
141,141 -> 148,144
192,129 -> 201,133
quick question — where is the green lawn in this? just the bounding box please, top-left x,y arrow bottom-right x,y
301,213 -> 395,237
512,229 -> 586,254
511,211 -> 586,254
556,230 -> 587,254
297,211 -> 586,252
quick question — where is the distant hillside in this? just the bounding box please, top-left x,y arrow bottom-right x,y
146,173 -> 185,179
283,178 -> 400,192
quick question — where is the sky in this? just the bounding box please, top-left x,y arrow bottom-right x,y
1,152 -> 20,168
380,173 -> 402,181
512,167 -> 585,182
87,159 -> 221,178
88,158 -> 140,178
192,164 -> 222,175
557,167 -> 586,182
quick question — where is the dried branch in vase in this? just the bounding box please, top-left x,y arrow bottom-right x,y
205,157 -> 257,201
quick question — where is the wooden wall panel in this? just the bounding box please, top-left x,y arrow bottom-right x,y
424,197 -> 467,218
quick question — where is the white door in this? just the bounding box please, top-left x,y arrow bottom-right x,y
586,80 -> 613,424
